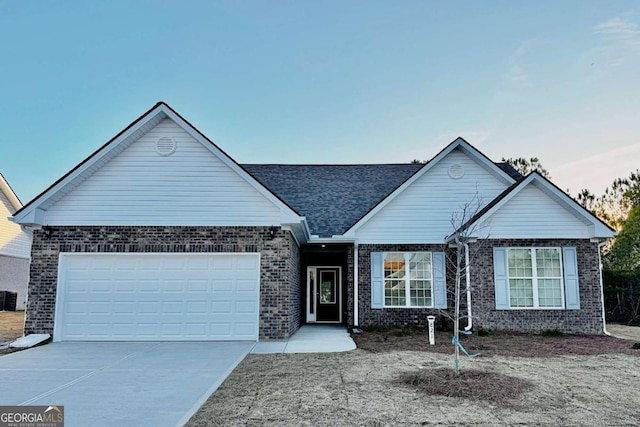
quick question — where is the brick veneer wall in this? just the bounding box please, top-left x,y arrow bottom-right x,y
286,233 -> 302,337
470,239 -> 604,334
354,239 -> 604,333
25,226 -> 301,340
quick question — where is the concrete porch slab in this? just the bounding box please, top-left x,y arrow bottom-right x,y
252,325 -> 356,354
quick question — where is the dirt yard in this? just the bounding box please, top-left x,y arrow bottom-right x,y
0,311 -> 24,342
0,311 -> 25,355
188,329 -> 640,426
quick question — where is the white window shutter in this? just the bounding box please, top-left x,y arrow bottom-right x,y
562,247 -> 580,309
493,248 -> 510,309
371,252 -> 383,309
432,252 -> 447,308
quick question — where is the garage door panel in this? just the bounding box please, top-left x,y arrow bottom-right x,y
212,280 -> 234,292
212,301 -> 233,313
186,301 -> 208,314
236,279 -> 258,292
138,280 -> 161,292
56,253 -> 260,341
187,279 -> 208,292
114,280 -> 136,292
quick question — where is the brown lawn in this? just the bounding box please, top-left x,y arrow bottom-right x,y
0,311 -> 25,356
187,328 -> 640,426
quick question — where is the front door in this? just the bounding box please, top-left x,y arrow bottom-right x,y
306,267 -> 341,323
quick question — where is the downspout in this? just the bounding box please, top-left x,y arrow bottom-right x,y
353,242 -> 359,327
597,240 -> 611,336
463,242 -> 472,332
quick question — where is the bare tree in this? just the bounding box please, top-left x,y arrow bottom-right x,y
442,192 -> 487,376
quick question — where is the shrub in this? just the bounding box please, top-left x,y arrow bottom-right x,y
396,326 -> 416,337
542,328 -> 564,337
477,328 -> 493,337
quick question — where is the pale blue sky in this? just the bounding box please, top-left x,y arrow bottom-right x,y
1,1 -> 639,203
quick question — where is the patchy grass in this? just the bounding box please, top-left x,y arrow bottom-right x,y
352,327 -> 640,357
0,311 -> 25,356
187,349 -> 640,426
396,367 -> 532,407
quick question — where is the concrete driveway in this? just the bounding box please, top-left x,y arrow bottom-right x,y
0,341 -> 253,426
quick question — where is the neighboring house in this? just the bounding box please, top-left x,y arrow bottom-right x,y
12,102 -> 615,342
0,173 -> 32,310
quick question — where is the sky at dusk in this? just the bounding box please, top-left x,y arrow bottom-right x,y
1,1 -> 639,203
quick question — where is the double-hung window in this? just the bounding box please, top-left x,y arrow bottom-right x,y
383,252 -> 433,307
507,248 -> 564,309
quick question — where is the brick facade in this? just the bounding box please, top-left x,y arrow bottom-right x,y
26,226 -> 301,340
470,239 -> 604,333
356,244 -> 455,327
353,239 -> 604,333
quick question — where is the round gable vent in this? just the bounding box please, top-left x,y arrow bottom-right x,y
156,137 -> 177,156
448,163 -> 465,179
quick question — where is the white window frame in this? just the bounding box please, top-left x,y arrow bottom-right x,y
382,251 -> 434,308
506,247 -> 566,310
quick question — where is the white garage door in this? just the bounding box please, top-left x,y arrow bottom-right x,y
55,253 -> 260,341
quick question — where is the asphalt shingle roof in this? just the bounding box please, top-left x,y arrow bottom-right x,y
242,162 -> 523,238
242,164 -> 423,237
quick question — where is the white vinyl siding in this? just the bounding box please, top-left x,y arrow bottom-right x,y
481,184 -> 591,239
0,190 -> 32,259
355,149 -> 507,243
43,119 -> 281,226
55,253 -> 260,341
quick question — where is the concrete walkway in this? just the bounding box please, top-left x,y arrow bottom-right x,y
252,325 -> 356,354
607,323 -> 640,341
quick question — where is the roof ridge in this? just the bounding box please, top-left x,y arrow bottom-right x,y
240,163 -> 424,166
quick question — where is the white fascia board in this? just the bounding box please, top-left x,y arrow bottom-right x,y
161,106 -> 303,225
0,174 -> 22,212
343,137 -> 515,236
12,207 -> 46,226
282,222 -> 309,245
309,236 -> 357,244
468,174 -> 616,239
12,106 -> 168,225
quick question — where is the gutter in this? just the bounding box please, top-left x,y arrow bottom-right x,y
463,242 -> 472,332
597,239 -> 611,336
354,242 -> 359,327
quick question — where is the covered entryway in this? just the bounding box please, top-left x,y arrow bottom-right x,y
55,253 -> 260,341
302,243 -> 349,324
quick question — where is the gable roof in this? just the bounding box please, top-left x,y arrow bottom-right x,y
243,164 -> 424,237
12,102 -> 303,226
341,137 -> 518,236
0,173 -> 23,213
448,171 -> 616,240
495,162 -> 523,180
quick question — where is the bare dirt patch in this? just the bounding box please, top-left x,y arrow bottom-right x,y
396,367 -> 532,407
352,327 -> 640,357
607,323 -> 640,342
187,349 -> 640,426
0,311 -> 25,356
